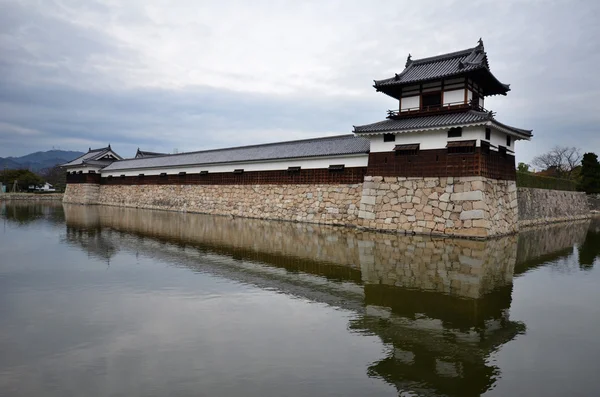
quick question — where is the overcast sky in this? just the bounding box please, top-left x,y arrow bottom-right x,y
1,0 -> 599,163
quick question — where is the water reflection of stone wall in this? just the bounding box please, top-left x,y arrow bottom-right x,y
63,204 -> 363,270
516,220 -> 590,273
359,235 -> 516,299
53,204 -> 596,397
62,204 -> 590,302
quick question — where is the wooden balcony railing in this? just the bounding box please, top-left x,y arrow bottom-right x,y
387,100 -> 491,119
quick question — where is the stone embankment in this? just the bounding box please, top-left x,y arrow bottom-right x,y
517,188 -> 590,226
588,194 -> 600,213
94,184 -> 364,226
0,193 -> 64,201
356,176 -> 518,238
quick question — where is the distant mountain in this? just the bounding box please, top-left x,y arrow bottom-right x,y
0,150 -> 85,173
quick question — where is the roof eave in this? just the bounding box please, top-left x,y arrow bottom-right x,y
354,120 -> 490,135
101,152 -> 371,173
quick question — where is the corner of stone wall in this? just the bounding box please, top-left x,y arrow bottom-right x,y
63,183 -> 100,205
357,176 -> 519,238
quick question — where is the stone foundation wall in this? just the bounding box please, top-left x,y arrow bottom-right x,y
588,194 -> 600,213
96,183 -> 363,226
357,176 -> 518,238
517,188 -> 590,226
62,179 -> 592,237
63,183 -> 100,205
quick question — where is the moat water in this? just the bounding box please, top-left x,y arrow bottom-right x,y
1,202 -> 600,397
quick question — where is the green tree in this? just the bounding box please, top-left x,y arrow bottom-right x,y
517,162 -> 530,173
578,152 -> 600,194
0,169 -> 44,192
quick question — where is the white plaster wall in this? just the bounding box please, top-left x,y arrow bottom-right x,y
369,126 -> 486,152
486,127 -> 514,150
67,166 -> 103,174
400,96 -> 420,111
101,154 -> 369,177
443,89 -> 464,105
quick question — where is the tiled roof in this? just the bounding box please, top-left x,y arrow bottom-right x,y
353,110 -> 532,138
103,135 -> 370,172
61,147 -> 111,167
374,40 -> 510,95
135,149 -> 168,158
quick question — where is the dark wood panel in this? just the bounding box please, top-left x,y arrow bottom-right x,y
367,148 -> 515,180
98,167 -> 368,186
66,173 -> 101,184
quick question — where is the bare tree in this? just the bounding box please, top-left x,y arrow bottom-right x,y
532,146 -> 582,179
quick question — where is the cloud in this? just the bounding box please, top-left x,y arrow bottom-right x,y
0,0 -> 599,163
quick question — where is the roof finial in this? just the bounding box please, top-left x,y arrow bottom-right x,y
108,143 -> 111,149
88,147 -> 91,152
405,53 -> 412,68
477,37 -> 484,48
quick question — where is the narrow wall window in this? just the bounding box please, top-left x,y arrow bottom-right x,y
506,135 -> 511,147
383,133 -> 396,142
448,127 -> 462,138
329,164 -> 345,172
485,128 -> 491,140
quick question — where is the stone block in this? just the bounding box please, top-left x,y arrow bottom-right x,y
451,191 -> 484,201
460,210 -> 485,220
362,195 -> 376,205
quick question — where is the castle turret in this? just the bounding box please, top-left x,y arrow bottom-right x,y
354,40 -> 532,238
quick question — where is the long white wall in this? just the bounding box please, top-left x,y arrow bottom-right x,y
100,154 -> 369,177
66,166 -> 104,174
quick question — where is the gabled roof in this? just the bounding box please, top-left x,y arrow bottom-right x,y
61,145 -> 123,168
353,110 -> 532,139
374,39 -> 510,97
135,149 -> 168,159
102,135 -> 370,172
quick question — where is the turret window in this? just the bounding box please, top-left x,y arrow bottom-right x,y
485,128 -> 491,140
383,133 -> 396,142
421,92 -> 442,109
506,135 -> 511,147
448,127 -> 463,138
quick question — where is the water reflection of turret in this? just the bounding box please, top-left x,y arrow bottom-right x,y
59,204 -> 592,397
348,235 -> 522,397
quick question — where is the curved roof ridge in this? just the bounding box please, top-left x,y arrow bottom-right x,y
411,46 -> 477,65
